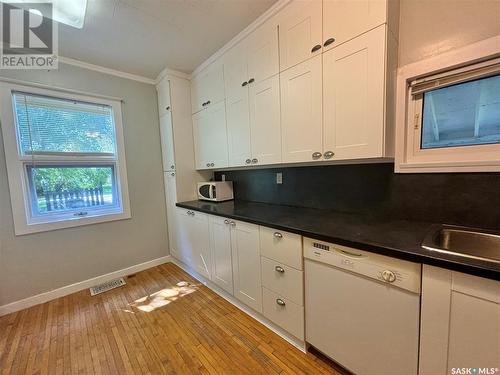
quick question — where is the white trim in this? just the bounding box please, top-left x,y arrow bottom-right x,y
0,77 -> 124,102
0,256 -> 171,316
170,257 -> 307,353
395,35 -> 500,173
190,0 -> 291,78
155,67 -> 191,84
59,56 -> 157,85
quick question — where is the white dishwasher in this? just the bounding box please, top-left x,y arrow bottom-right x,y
304,238 -> 421,375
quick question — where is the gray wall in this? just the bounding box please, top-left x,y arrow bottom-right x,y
399,0 -> 500,66
0,64 -> 168,306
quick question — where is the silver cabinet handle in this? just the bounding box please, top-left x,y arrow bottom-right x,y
229,221 -> 236,227
166,106 -> 171,111
273,232 -> 283,239
224,219 -> 230,224
210,162 -> 215,167
275,266 -> 285,273
276,298 -> 286,306
251,158 -> 258,164
170,172 -> 175,177
206,163 -> 210,167
324,151 -> 334,159
170,165 -> 175,169
312,152 -> 322,159
245,159 -> 251,164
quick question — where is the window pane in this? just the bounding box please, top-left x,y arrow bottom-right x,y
13,92 -> 116,155
27,165 -> 118,216
421,74 -> 500,149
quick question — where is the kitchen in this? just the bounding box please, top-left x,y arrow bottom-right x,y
0,0 -> 499,374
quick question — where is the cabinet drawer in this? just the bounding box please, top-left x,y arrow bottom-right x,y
262,287 -> 304,340
260,226 -> 303,270
261,256 -> 303,305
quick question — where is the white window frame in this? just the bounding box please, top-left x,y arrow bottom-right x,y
395,35 -> 500,173
0,81 -> 131,235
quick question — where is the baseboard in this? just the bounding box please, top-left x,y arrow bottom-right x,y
0,255 -> 171,316
169,257 -> 307,353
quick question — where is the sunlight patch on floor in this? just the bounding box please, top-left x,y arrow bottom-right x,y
127,281 -> 199,313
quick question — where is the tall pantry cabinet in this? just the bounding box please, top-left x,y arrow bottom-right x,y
156,76 -> 210,262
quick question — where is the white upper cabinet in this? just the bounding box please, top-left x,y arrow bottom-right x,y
278,0 -> 322,72
192,100 -> 229,169
322,0 -> 387,51
231,220 -> 262,313
191,62 -> 225,114
157,78 -> 172,117
224,20 -> 281,168
323,25 -> 386,160
224,42 -> 252,167
247,19 -> 279,83
281,55 -> 323,163
249,74 -> 281,165
159,112 -> 176,171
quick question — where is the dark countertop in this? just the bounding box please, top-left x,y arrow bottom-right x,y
177,200 -> 500,280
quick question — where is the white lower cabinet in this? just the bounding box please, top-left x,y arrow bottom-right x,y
262,287 -> 304,340
260,226 -> 305,340
419,265 -> 500,375
231,220 -> 262,312
175,208 -> 211,278
209,216 -> 234,294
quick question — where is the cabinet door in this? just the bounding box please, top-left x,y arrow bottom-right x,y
323,26 -> 386,160
419,266 -> 500,375
159,112 -> 176,172
278,0 -> 322,72
231,220 -> 262,312
157,79 -> 171,117
209,216 -> 233,294
191,62 -> 225,114
190,211 -> 211,279
280,55 -> 323,163
175,208 -> 195,266
247,19 -> 279,83
323,0 -> 387,51
164,171 -> 179,260
249,74 -> 281,165
224,44 -> 252,167
192,101 -> 229,169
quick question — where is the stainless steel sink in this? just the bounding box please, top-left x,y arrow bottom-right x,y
422,225 -> 500,264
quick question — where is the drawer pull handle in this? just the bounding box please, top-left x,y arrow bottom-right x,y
224,219 -> 230,224
311,44 -> 321,53
275,266 -> 285,273
276,298 -> 286,306
274,232 -> 283,239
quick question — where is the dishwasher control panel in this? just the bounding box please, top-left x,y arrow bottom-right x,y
304,238 -> 421,294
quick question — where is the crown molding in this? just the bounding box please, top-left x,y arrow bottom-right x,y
155,66 -> 191,84
59,56 -> 157,85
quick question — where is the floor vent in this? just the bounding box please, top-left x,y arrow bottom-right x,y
90,278 -> 126,296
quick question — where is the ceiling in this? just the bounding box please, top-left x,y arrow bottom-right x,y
58,0 -> 278,79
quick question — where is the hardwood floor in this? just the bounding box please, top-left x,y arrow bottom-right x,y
0,262 -> 341,375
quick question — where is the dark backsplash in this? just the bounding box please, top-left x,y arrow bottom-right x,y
215,163 -> 500,229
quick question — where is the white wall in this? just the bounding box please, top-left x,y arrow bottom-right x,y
399,0 -> 500,66
0,63 -> 168,306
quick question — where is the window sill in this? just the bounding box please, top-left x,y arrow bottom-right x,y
14,210 -> 132,236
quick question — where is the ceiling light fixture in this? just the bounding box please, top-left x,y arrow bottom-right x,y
5,0 -> 88,29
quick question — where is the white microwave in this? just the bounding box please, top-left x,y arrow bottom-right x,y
197,181 -> 234,202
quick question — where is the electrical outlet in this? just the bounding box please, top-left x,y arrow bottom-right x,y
221,174 -> 226,181
276,172 -> 283,184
